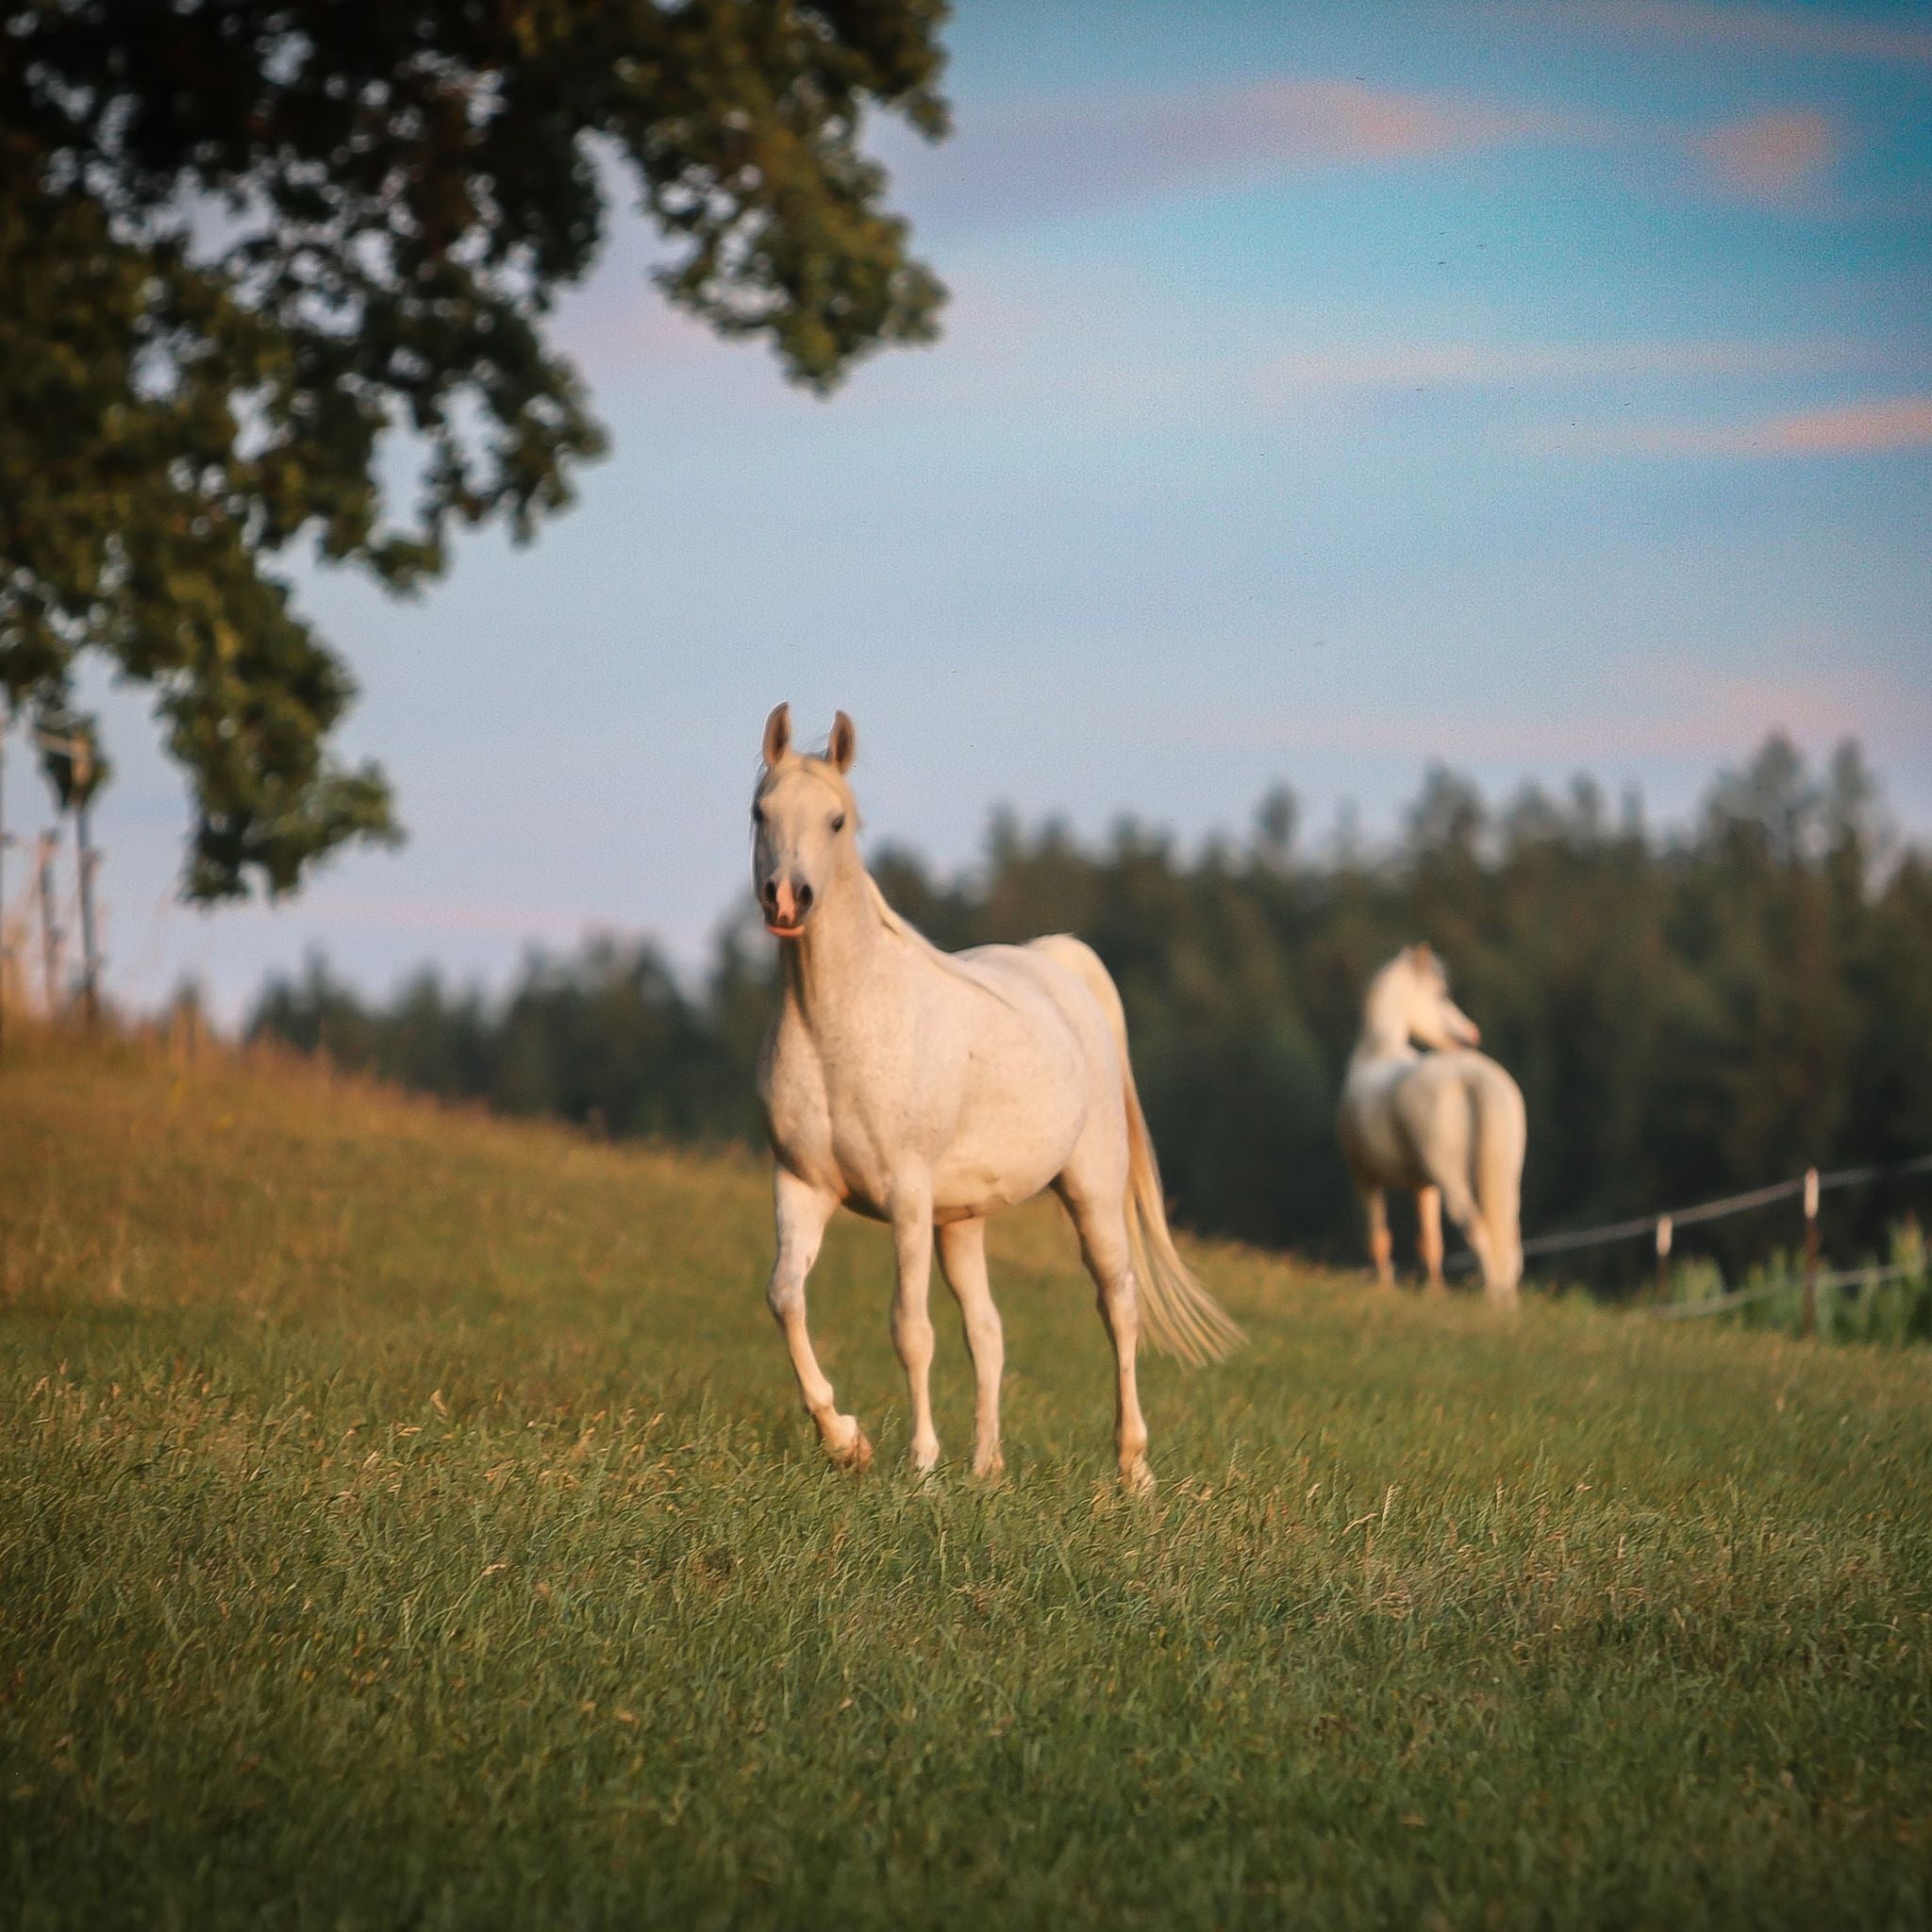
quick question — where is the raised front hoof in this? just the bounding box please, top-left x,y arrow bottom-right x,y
1118,1456 -> 1156,1498
825,1417 -> 874,1473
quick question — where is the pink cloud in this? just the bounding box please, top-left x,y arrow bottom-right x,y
1528,396 -> 1932,458
913,76 -> 1585,223
1527,3 -> 1932,66
296,891 -> 610,942
1177,660 -> 1932,764
552,280 -> 726,379
1259,337 -> 1859,397
895,73 -> 1854,228
1694,108 -> 1836,201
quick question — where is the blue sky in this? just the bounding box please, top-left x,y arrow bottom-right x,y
14,0 -> 1931,1017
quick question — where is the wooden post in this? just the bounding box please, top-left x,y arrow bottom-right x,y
36,827 -> 61,1020
72,740 -> 100,1030
1800,1167 -> 1820,1337
1654,1214 -> 1673,1303
0,706 -> 8,1059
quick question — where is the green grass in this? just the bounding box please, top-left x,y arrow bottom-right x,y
3,1032 -> 1930,1929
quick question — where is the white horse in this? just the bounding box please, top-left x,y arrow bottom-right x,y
1337,944 -> 1526,1302
750,705 -> 1240,1491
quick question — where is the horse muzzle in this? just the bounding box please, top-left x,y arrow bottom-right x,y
761,875 -> 815,938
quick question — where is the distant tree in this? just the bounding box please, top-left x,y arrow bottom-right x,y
252,735 -> 1932,1279
0,0 -> 949,898
1251,785 -> 1298,872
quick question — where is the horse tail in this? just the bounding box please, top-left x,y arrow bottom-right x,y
1470,1062 -> 1527,1291
1040,937 -> 1243,1365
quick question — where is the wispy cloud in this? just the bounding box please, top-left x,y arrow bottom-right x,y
1694,108 -> 1837,202
1177,658 -> 1932,764
553,272 -> 723,378
1259,337 -> 1859,397
906,76 -> 1587,224
1526,2 -> 1932,66
294,891 -> 610,942
1528,395 -> 1932,458
888,66 -> 1848,228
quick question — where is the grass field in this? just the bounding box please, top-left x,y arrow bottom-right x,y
4,1031 -> 1930,1929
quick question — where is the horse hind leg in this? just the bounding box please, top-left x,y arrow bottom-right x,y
766,1168 -> 872,1469
1056,1169 -> 1153,1494
937,1218 -> 1005,1479
1437,1175 -> 1508,1305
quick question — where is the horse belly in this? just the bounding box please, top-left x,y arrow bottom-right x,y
929,1037 -> 1087,1217
1341,1083 -> 1432,1192
1390,1066 -> 1475,1186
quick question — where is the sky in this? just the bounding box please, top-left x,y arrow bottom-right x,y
8,0 -> 1931,1020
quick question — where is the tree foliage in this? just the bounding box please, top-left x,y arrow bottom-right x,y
252,735 -> 1932,1283
0,0 -> 948,896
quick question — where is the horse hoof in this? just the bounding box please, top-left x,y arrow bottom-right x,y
972,1453 -> 1007,1485
828,1418 -> 874,1472
1119,1457 -> 1155,1498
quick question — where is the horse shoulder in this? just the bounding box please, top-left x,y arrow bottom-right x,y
758,1009 -> 839,1176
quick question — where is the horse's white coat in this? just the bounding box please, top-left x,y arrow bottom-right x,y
750,705 -> 1240,1489
1337,946 -> 1526,1300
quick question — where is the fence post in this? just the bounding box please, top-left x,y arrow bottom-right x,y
1655,1214 -> 1673,1302
0,706 -> 8,1061
36,828 -> 61,1019
73,740 -> 100,1031
1801,1167 -> 1820,1337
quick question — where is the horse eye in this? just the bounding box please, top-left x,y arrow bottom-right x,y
830,813 -> 846,834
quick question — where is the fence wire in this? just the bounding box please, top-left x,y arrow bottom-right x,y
1521,1150 -> 1932,1260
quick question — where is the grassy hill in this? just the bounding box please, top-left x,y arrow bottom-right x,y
3,1033 -> 1929,1929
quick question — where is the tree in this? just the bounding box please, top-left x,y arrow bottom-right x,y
0,1 -> 949,898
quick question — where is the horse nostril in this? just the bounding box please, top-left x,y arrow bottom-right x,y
760,878 -> 778,909
795,881 -> 814,912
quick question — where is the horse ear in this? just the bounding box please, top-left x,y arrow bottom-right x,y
761,703 -> 791,768
827,710 -> 857,774
1410,941 -> 1434,971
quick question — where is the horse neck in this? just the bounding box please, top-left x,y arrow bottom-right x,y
1353,980 -> 1418,1065
777,853 -> 891,1027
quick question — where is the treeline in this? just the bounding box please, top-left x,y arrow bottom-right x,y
250,735 -> 1932,1280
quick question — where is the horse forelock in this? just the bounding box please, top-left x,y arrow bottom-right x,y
755,755 -> 863,828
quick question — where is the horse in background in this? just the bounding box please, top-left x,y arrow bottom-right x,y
1337,944 -> 1526,1302
750,704 -> 1241,1491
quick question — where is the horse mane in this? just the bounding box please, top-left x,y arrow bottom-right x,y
862,873 -> 1025,1012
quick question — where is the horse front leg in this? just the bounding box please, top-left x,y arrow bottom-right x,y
1417,1185 -> 1446,1291
938,1217 -> 1005,1479
890,1175 -> 941,1474
1363,1188 -> 1394,1288
766,1166 -> 871,1470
